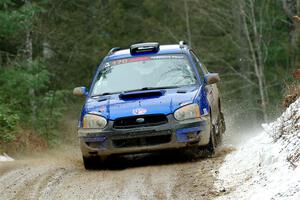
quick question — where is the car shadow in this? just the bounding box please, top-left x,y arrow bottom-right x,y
96,149 -> 207,170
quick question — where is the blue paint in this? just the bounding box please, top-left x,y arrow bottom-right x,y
176,132 -> 189,142
176,127 -> 201,142
176,127 -> 201,134
82,86 -> 197,120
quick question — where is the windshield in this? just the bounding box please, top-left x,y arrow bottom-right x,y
91,54 -> 197,96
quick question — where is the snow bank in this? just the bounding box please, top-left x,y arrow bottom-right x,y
215,98 -> 300,200
0,153 -> 14,162
263,97 -> 300,168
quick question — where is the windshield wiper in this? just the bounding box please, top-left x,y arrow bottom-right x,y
123,86 -> 180,93
91,92 -> 119,97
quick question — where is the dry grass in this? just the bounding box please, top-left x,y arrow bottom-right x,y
283,83 -> 300,108
0,130 -> 48,156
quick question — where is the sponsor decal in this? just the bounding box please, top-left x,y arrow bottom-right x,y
110,57 -> 150,66
132,108 -> 147,115
150,55 -> 184,60
108,55 -> 185,66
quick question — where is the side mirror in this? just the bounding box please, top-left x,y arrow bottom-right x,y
73,87 -> 88,97
204,73 -> 220,85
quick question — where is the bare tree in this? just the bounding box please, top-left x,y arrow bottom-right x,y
282,0 -> 299,44
184,0 -> 192,47
190,0 -> 269,122
239,0 -> 268,122
24,0 -> 37,124
282,0 -> 299,71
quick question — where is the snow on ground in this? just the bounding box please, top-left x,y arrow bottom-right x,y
215,98 -> 300,200
0,153 -> 14,162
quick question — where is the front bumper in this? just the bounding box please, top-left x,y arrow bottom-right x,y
78,115 -> 210,157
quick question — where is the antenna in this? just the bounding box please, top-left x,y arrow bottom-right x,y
179,41 -> 187,48
108,47 -> 121,55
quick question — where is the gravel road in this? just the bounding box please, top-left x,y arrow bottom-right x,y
0,146 -> 234,200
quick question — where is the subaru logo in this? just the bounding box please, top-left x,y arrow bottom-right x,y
136,118 -> 145,123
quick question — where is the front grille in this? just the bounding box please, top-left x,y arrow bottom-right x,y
112,134 -> 172,148
113,114 -> 168,129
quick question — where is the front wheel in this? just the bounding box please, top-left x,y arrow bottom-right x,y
219,111 -> 226,134
83,156 -> 100,170
215,111 -> 226,146
189,117 -> 216,158
202,123 -> 216,157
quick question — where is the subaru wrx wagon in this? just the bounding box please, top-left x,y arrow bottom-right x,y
73,41 -> 225,169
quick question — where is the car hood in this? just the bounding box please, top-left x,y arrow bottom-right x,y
84,86 -> 198,120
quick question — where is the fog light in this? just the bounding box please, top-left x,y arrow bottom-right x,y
187,132 -> 197,139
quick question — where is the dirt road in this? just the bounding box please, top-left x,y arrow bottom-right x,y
0,146 -> 233,200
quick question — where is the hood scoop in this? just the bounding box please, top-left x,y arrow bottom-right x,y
119,90 -> 164,100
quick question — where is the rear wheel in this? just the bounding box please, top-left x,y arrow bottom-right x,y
83,156 -> 100,170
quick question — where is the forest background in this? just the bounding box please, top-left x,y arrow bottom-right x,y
0,0 -> 299,151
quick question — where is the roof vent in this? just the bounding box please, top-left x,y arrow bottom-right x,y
130,42 -> 159,55
119,90 -> 163,100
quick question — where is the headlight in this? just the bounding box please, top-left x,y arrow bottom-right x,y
174,104 -> 200,121
83,114 -> 107,129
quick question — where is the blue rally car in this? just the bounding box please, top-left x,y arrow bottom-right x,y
73,41 -> 225,169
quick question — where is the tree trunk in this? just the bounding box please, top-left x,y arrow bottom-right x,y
25,0 -> 37,125
184,0 -> 192,47
282,0 -> 299,70
235,2 -> 258,126
43,42 -> 52,59
25,30 -> 33,62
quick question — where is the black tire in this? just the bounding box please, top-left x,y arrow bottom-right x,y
203,123 -> 216,157
215,112 -> 224,146
83,156 -> 100,170
219,111 -> 226,134
218,100 -> 226,134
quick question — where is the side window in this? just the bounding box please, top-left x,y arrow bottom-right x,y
190,51 -> 209,74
